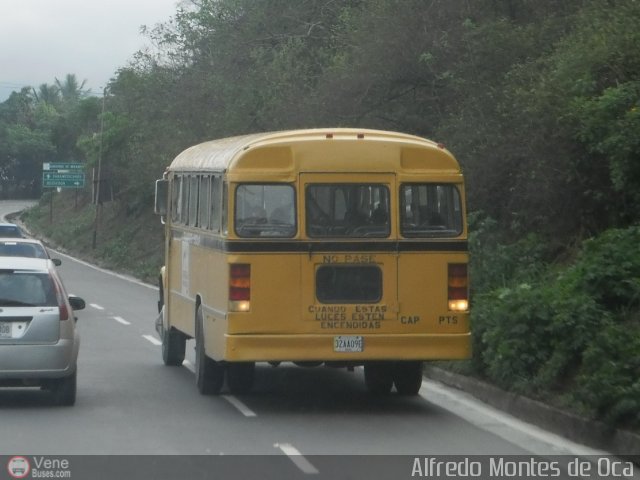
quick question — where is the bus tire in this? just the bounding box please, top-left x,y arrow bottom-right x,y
195,306 -> 224,395
227,362 -> 255,394
392,361 -> 423,396
162,327 -> 186,366
364,362 -> 393,395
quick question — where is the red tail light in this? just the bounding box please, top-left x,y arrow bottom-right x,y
53,278 -> 69,321
448,263 -> 469,311
230,264 -> 250,300
229,264 -> 251,312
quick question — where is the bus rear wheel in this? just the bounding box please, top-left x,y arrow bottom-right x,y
162,326 -> 186,366
195,306 -> 224,395
227,362 -> 255,394
364,362 -> 393,395
392,361 -> 423,396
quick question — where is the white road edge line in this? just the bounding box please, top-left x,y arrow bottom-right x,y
113,316 -> 131,326
142,334 -> 161,346
90,304 -> 105,310
275,443 -> 319,475
420,379 -> 609,457
222,395 -> 257,418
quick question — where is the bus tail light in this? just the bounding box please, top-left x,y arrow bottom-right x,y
448,263 -> 469,312
229,263 -> 251,312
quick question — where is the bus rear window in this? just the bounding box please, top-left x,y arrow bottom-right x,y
235,184 -> 296,238
400,184 -> 462,237
306,184 -> 390,238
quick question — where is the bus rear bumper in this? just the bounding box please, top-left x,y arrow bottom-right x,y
224,333 -> 471,362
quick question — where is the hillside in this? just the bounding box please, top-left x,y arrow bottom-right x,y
21,192 -> 164,284
6,0 -> 640,432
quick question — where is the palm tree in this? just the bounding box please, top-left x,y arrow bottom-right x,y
55,74 -> 88,105
32,83 -> 61,106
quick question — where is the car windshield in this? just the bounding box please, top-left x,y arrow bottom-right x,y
0,242 -> 47,258
0,272 -> 57,307
0,225 -> 23,237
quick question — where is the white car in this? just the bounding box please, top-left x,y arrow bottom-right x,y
0,257 -> 84,405
0,238 -> 62,265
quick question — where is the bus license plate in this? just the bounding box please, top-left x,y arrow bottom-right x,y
334,335 -> 363,353
0,322 -> 11,339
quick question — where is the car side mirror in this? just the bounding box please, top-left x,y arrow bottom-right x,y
52,258 -> 62,266
68,295 -> 86,311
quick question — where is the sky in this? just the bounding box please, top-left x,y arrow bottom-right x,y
0,0 -> 182,101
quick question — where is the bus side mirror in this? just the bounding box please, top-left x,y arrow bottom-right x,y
155,179 -> 169,216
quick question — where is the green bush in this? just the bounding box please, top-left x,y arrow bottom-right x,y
474,283 -> 555,393
468,212 -> 550,294
562,226 -> 640,310
576,323 -> 640,428
471,225 -> 640,429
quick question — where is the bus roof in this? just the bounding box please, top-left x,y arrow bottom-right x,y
167,128 -> 461,174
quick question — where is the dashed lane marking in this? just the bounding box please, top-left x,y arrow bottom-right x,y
274,443 -> 319,475
142,335 -> 161,346
222,395 -> 257,418
113,316 -> 131,325
182,361 -> 257,417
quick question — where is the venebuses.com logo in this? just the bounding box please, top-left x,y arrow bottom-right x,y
6,456 -> 72,479
6,456 -> 30,479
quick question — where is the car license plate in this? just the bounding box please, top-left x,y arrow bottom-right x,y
0,322 -> 11,339
334,335 -> 363,353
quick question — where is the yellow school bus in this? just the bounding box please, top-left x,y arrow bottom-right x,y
154,128 -> 470,395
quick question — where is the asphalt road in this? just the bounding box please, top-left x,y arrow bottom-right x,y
0,200 -> 614,480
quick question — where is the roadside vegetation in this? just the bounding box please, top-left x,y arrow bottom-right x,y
1,0 -> 638,430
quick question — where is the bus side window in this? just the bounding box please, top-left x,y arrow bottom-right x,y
199,175 -> 210,229
171,175 -> 181,224
189,175 -> 199,227
181,175 -> 190,225
210,176 -> 222,233
221,181 -> 228,236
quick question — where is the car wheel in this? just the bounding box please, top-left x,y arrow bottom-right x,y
162,326 -> 186,366
195,305 -> 224,395
364,362 -> 393,395
51,370 -> 77,406
392,361 -> 423,396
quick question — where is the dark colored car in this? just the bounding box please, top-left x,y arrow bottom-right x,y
0,223 -> 24,238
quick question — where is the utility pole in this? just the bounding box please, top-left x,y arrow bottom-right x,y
92,87 -> 106,249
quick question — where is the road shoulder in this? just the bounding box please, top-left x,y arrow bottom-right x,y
425,366 -> 639,459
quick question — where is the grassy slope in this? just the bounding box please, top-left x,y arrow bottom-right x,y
21,191 -> 164,284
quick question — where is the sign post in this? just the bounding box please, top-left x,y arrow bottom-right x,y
42,162 -> 86,223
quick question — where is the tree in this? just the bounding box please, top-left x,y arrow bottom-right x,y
55,74 -> 89,107
32,83 -> 61,107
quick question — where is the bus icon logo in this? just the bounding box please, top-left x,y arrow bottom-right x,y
7,456 -> 30,479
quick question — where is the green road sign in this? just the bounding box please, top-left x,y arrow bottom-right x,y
43,162 -> 85,171
42,172 -> 85,188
